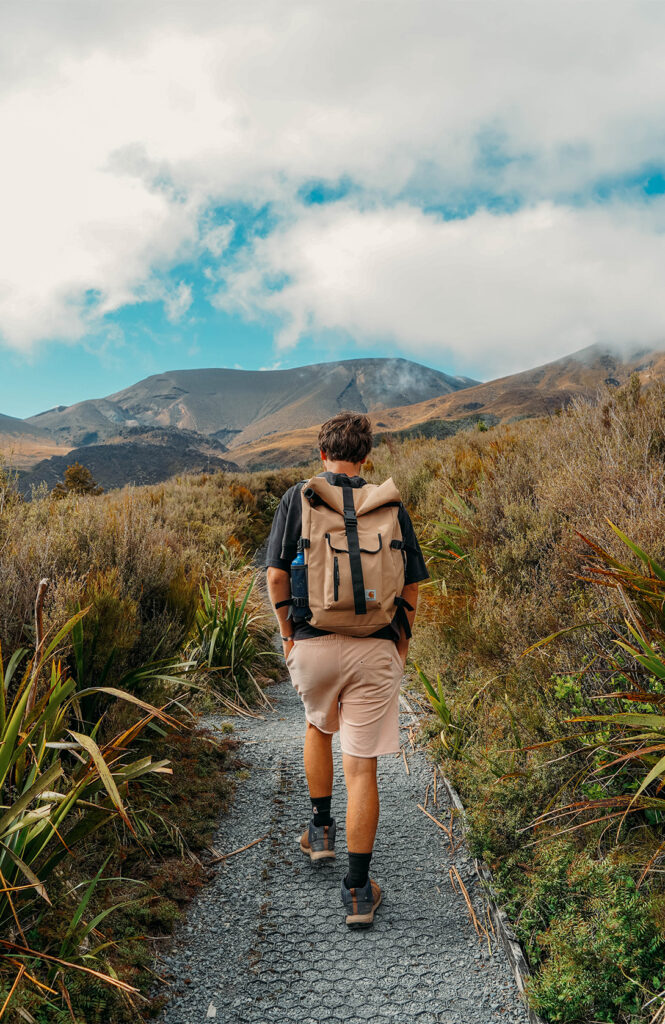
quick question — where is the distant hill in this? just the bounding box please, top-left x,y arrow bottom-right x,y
367,344 -> 665,431
0,412 -> 71,470
26,358 -> 477,449
228,345 -> 665,469
7,347 -> 665,487
17,428 -> 239,496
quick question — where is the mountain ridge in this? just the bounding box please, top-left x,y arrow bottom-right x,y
26,358 -> 477,449
17,427 -> 239,495
6,346 -> 665,486
226,344 -> 665,468
0,412 -> 72,469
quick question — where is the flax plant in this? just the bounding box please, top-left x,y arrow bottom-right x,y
420,486 -> 473,565
415,664 -> 470,760
0,605 -> 181,1010
189,577 -> 274,711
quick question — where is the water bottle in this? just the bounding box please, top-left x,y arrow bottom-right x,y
290,547 -> 309,613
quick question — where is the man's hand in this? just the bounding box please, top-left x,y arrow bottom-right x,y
396,581 -> 419,669
282,636 -> 295,662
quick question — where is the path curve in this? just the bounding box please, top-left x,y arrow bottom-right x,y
156,678 -> 530,1024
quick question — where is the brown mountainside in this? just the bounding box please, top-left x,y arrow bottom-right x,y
0,413 -> 71,470
26,358 -> 477,449
229,345 -> 665,469
6,346 -> 665,484
17,428 -> 239,496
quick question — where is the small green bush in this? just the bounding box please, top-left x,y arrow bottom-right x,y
528,854 -> 665,1023
189,578 -> 274,709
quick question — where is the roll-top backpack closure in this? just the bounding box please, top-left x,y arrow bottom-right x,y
302,475 -> 401,516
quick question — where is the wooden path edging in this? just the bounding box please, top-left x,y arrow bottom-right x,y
399,693 -> 546,1024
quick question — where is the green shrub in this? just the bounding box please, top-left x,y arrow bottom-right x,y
189,578 -> 275,710
527,853 -> 665,1023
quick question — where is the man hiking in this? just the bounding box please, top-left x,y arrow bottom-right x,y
265,411 -> 429,927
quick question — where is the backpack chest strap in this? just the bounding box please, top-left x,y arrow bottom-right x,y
342,483 -> 367,616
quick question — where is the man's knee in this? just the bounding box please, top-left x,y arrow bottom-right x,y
343,753 -> 377,783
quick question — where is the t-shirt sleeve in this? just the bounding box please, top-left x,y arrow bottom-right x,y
263,485 -> 300,572
398,505 -> 430,584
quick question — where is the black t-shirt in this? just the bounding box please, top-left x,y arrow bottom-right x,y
264,471 -> 430,641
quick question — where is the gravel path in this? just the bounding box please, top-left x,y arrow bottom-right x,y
155,677 -> 531,1024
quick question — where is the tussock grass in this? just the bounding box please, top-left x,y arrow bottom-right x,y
365,378 -> 665,1023
0,464 -> 301,1020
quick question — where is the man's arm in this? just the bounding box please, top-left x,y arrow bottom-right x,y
266,566 -> 294,660
395,502 -> 428,665
397,581 -> 419,665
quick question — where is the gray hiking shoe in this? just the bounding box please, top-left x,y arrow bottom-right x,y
341,875 -> 382,928
299,818 -> 336,861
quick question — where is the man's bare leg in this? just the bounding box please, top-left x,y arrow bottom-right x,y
304,720 -> 333,799
342,753 -> 379,889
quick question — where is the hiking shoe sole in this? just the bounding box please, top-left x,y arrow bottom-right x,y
342,878 -> 382,928
299,818 -> 336,861
299,839 -> 336,861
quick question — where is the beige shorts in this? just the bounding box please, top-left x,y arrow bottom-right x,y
286,633 -> 404,757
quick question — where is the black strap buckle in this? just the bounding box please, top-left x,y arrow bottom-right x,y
343,508 -> 357,524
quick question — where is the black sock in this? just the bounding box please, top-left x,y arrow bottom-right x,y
345,852 -> 372,889
310,795 -> 332,827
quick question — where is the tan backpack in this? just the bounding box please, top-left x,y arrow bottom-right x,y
293,475 -> 410,637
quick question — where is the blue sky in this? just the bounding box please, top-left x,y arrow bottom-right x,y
2,3 -> 665,419
6,303 -> 475,420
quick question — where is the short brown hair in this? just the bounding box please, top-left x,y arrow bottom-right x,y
318,412 -> 373,462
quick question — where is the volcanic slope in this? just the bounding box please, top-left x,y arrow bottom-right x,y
0,413 -> 71,470
229,345 -> 665,468
26,359 -> 477,449
17,428 -> 239,495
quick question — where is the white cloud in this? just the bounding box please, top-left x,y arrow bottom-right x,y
164,282 -> 193,323
215,200 -> 665,378
202,223 -> 234,259
2,3 -> 665,359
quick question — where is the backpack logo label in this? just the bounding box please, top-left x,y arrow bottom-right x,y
365,588 -> 377,601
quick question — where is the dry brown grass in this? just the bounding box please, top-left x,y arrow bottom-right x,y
362,378 -> 665,1021
367,378 -> 665,673
0,464 -> 303,685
